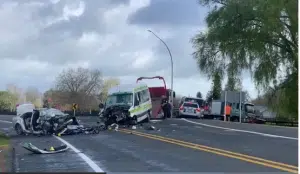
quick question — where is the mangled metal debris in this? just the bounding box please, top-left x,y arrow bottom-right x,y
107,123 -> 119,131
12,105 -> 105,136
131,125 -> 137,130
56,124 -> 105,136
21,142 -> 69,154
145,125 -> 156,130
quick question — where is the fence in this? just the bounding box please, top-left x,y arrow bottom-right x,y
263,118 -> 298,127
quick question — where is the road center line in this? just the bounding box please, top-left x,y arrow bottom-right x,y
54,136 -> 105,173
181,118 -> 298,140
120,129 -> 298,174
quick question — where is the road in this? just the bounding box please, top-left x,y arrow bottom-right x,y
0,115 -> 298,173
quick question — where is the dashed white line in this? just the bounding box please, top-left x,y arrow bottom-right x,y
54,136 -> 105,172
181,118 -> 298,141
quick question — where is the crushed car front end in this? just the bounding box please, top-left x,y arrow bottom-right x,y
101,104 -> 133,126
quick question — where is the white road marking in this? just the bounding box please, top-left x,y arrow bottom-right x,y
0,120 -> 12,124
150,120 -> 162,122
54,136 -> 105,172
181,118 -> 298,140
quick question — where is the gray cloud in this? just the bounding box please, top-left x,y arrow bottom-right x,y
0,0 -> 258,98
127,0 -> 208,27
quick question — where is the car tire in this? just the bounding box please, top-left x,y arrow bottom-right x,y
131,116 -> 138,125
15,124 -> 24,135
145,111 -> 151,123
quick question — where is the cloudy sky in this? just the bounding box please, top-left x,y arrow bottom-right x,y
0,0 -> 258,99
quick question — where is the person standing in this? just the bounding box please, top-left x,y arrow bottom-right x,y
225,103 -> 232,121
161,95 -> 170,119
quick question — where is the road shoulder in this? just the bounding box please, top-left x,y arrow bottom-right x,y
11,135 -> 93,172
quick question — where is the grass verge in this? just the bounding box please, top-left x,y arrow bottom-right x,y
0,132 -> 10,172
0,133 -> 9,147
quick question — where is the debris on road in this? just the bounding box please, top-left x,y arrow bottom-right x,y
145,125 -> 156,130
108,123 -> 119,131
21,142 -> 69,154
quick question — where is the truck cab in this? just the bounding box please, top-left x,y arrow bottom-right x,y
230,103 -> 256,122
100,83 -> 152,126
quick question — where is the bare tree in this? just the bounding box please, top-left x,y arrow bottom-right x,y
55,67 -> 103,94
54,67 -> 104,110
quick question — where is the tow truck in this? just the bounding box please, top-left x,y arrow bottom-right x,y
136,76 -> 175,119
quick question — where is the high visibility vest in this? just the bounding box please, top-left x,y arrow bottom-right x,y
226,106 -> 231,115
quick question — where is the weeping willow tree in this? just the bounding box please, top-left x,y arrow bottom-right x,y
191,0 -> 298,119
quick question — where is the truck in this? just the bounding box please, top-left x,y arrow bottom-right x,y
210,100 -> 261,122
99,83 -> 152,126
136,76 -> 175,119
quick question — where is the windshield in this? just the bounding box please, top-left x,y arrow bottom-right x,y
183,103 -> 198,108
106,93 -> 133,107
184,98 -> 204,107
245,104 -> 255,113
41,108 -> 65,116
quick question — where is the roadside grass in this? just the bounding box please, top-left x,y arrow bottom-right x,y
0,133 -> 9,147
0,133 -> 10,172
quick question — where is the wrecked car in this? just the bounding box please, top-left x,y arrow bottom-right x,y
99,83 -> 152,127
12,104 -> 82,136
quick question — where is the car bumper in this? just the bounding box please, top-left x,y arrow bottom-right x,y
179,111 -> 202,117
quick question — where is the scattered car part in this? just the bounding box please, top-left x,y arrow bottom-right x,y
21,142 -> 68,154
145,125 -> 156,130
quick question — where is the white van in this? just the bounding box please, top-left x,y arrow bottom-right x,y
102,83 -> 152,125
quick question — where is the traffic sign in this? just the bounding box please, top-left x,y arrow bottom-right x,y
72,103 -> 78,110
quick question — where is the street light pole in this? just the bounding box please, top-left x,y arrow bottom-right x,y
147,29 -> 174,118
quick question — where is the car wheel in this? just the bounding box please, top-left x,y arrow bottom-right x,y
131,116 -> 138,125
15,124 -> 24,135
145,111 -> 151,123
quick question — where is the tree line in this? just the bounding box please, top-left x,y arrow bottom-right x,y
0,66 -> 185,112
0,67 -> 121,112
192,0 -> 297,120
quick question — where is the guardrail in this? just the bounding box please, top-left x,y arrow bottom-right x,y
263,118 -> 298,127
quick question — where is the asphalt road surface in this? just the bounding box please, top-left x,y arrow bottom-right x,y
0,115 -> 298,173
